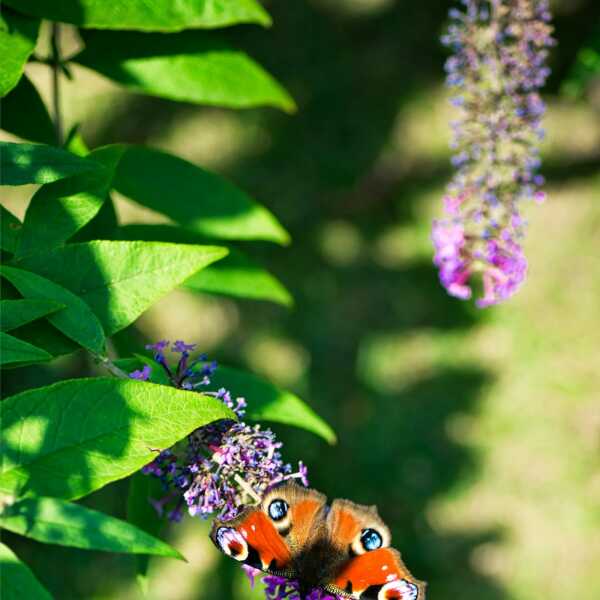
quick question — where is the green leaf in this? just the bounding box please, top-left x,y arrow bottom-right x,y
117,356 -> 334,442
62,137 -> 120,244
71,194 -> 119,243
2,0 -> 271,31
0,142 -> 103,186
119,224 -> 293,305
0,75 -> 55,144
0,543 -> 53,600
75,31 -> 295,112
14,241 -> 228,336
0,496 -> 183,558
9,321 -> 79,359
113,147 -> 289,244
1,205 -> 22,254
210,366 -> 336,444
63,126 -> 90,157
186,250 -> 293,306
0,299 -> 65,332
0,377 -> 235,499
16,145 -> 125,256
0,331 -> 52,367
0,265 -> 106,354
0,9 -> 40,97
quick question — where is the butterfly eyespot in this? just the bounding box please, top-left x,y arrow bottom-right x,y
378,579 -> 419,600
268,499 -> 289,522
215,527 -> 249,562
360,528 -> 383,551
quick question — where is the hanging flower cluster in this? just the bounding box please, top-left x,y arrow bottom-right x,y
433,0 -> 554,307
134,340 -> 332,600
135,340 -> 308,522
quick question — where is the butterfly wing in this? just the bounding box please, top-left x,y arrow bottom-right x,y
325,548 -> 426,600
324,499 -> 426,600
210,481 -> 327,577
211,506 -> 294,575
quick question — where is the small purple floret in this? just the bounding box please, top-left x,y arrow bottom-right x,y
173,340 -> 196,353
129,364 -> 152,381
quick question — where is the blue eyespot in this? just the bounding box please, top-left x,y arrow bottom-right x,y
360,528 -> 382,551
268,499 -> 289,521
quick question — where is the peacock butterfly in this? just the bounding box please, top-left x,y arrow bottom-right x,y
210,481 -> 426,599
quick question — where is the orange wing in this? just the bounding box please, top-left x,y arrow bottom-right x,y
211,507 -> 293,575
328,547 -> 426,599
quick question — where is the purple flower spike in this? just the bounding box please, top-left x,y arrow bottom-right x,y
139,343 -> 308,520
434,0 -> 554,307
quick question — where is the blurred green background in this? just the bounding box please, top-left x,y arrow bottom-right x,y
2,0 -> 600,599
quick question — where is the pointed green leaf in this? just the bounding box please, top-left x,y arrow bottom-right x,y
71,194 -> 119,243
0,377 -> 236,499
0,10 -> 40,97
75,31 -> 295,112
0,299 -> 65,332
2,0 -> 271,31
140,356 -> 334,443
1,205 -> 22,254
0,75 -> 55,144
15,241 -> 228,336
0,543 -> 53,600
186,250 -> 293,306
0,142 -> 103,186
199,365 -> 336,444
114,148 -> 289,244
0,496 -> 183,558
119,224 -> 292,304
118,355 -> 334,443
0,331 -> 52,367
9,321 -> 79,358
17,145 -> 125,256
62,138 -> 120,244
0,266 -> 106,354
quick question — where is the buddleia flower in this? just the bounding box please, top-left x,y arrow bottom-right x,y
434,0 -> 555,307
136,341 -> 308,522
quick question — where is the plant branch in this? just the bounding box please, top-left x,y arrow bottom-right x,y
50,22 -> 63,146
92,353 -> 130,379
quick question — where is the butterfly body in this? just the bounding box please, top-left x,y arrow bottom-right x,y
210,482 -> 426,600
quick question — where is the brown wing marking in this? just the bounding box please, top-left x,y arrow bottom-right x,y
261,482 -> 328,552
327,498 -> 391,551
